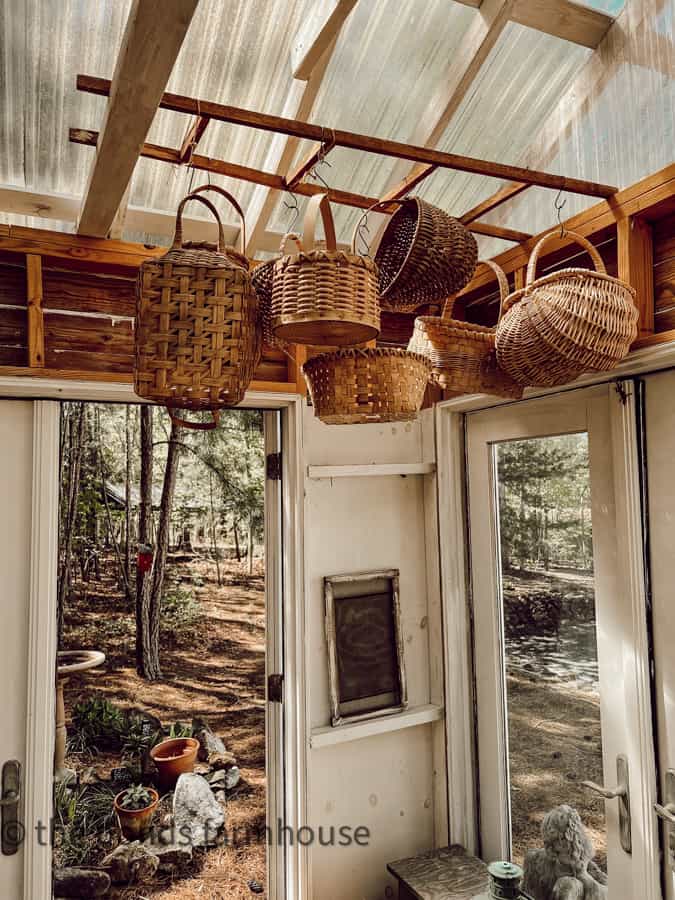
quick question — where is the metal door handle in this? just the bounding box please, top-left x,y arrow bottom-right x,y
1,760 -> 21,856
655,770 -> 675,872
582,754 -> 631,855
0,789 -> 20,807
655,802 -> 675,825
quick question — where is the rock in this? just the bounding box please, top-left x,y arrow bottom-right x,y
207,769 -> 227,786
53,867 -> 111,897
224,766 -> 241,790
248,880 -> 264,894
215,790 -> 227,803
209,751 -> 237,771
193,720 -> 227,762
144,829 -> 193,873
173,773 -> 225,847
102,841 -> 159,884
194,761 -> 211,776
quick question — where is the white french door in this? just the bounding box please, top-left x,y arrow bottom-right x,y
466,383 -> 660,899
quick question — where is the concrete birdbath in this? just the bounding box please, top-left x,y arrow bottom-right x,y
55,650 -> 106,783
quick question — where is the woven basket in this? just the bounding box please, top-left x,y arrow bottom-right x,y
374,197 -> 478,313
408,261 -> 523,399
135,188 -> 261,429
271,193 -> 380,346
251,233 -> 303,350
496,230 -> 638,387
302,347 -> 431,425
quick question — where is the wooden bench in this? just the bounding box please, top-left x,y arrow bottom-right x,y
387,845 -> 489,900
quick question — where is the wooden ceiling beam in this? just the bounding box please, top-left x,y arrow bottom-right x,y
76,74 -> 618,198
292,0 -> 359,79
179,115 -> 210,163
381,164 -> 438,202
510,0 -> 614,49
70,128 -> 527,242
460,181 -> 529,224
285,137 -> 336,191
77,0 -> 199,239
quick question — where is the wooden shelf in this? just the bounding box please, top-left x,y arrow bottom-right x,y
310,703 -> 444,750
307,462 -> 436,479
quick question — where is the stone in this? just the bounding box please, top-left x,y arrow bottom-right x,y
173,773 -> 225,847
102,841 -> 159,884
214,790 -> 227,803
53,867 -> 111,897
248,880 -> 264,894
209,751 -> 237,771
193,719 -> 227,762
224,766 -> 241,790
207,769 -> 227,786
194,761 -> 211,776
144,828 -> 193,873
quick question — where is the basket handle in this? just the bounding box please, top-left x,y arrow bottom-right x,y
172,194 -> 226,252
303,193 -> 337,253
279,232 -> 303,254
168,408 -> 220,431
441,260 -> 509,322
526,229 -> 607,286
185,184 -> 247,254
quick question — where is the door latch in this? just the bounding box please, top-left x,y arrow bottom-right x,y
1,760 -> 22,856
654,769 -> 675,871
582,754 -> 631,854
268,673 -> 284,703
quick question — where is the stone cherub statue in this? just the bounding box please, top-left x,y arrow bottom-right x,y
522,805 -> 608,900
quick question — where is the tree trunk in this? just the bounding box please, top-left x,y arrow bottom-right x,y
233,522 -> 241,562
136,406 -> 154,677
145,419 -> 182,681
124,405 -> 133,603
57,404 -> 85,644
247,513 -> 254,575
209,471 -> 222,586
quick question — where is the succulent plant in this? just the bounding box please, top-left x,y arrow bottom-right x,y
118,784 -> 155,811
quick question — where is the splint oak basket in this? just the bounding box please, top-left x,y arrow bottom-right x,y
271,193 -> 380,346
408,261 -> 523,399
302,347 -> 431,425
496,230 -> 638,387
135,187 -> 261,426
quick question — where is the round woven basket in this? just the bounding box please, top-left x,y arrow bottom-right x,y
251,233 -> 303,350
302,347 -> 431,425
271,193 -> 380,346
408,261 -> 523,399
374,197 -> 478,313
135,188 -> 261,429
496,230 -> 638,387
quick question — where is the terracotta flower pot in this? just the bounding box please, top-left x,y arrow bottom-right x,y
114,787 -> 159,841
150,737 -> 200,790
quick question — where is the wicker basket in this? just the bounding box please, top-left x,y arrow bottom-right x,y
251,233 -> 303,350
408,261 -> 523,399
374,197 -> 478,313
271,193 -> 380,346
135,189 -> 261,429
496,230 -> 638,387
302,347 -> 431,425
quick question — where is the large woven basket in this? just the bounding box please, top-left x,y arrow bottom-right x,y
135,187 -> 261,428
496,230 -> 638,387
302,347 -> 431,425
408,261 -> 523,399
374,197 -> 478,313
271,193 -> 380,346
251,233 -> 303,351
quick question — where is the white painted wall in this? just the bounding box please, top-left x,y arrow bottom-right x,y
302,404 -> 446,899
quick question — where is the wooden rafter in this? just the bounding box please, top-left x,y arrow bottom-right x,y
179,115 -> 210,163
77,0 -> 199,238
285,138 -> 336,191
382,165 -> 438,202
75,75 -> 618,198
70,128 -> 532,243
292,0 -> 359,79
460,182 -> 530,224
510,0 -> 614,49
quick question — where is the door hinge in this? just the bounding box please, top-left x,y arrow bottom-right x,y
266,452 -> 282,481
268,673 -> 284,703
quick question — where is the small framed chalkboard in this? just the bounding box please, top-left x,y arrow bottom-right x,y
324,569 -> 407,727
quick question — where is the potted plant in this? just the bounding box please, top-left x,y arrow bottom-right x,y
150,735 -> 200,790
114,784 -> 159,840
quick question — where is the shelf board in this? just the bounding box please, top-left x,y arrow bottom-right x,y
307,462 -> 436,479
310,703 -> 444,749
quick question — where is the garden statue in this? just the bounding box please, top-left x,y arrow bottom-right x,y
522,805 -> 608,900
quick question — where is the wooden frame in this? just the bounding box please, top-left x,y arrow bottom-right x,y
324,569 -> 408,727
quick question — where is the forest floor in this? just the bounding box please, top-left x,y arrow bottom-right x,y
60,554 -> 267,900
504,569 -> 606,870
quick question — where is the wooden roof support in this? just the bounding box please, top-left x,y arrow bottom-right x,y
381,164 -> 438,202
77,0 -> 199,239
70,128 -> 529,243
26,255 -> 45,368
292,0 -> 359,79
179,115 -> 210,163
460,182 -> 530,224
510,0 -> 614,49
76,74 -> 618,199
285,137 -> 336,191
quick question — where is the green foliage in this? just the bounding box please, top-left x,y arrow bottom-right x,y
121,717 -> 159,761
117,784 -> 155,811
70,697 -> 126,754
162,585 -> 202,637
166,721 -> 194,739
54,781 -> 117,867
497,434 -> 593,573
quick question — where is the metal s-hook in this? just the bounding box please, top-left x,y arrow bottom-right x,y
283,191 -> 300,233
554,187 -> 568,239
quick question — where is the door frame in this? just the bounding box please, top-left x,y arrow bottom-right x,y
0,378 -> 308,900
436,375 -> 661,898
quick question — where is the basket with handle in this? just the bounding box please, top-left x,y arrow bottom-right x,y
496,230 -> 638,387
302,347 -> 431,425
135,187 -> 261,430
408,260 -> 523,399
374,196 -> 478,313
270,193 -> 380,346
251,233 -> 303,350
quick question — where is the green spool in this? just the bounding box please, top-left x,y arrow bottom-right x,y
487,861 -> 530,899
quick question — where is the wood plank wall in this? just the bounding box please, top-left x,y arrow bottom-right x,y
654,213 -> 675,333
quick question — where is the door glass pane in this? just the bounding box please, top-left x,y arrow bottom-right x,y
495,433 -> 607,871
